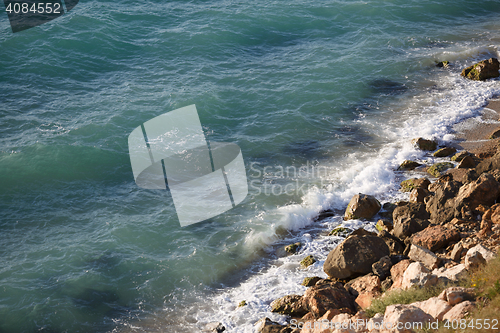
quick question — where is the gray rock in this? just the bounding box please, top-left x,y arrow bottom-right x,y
408,244 -> 440,270
372,255 -> 392,280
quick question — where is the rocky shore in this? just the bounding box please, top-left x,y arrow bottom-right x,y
206,58 -> 500,333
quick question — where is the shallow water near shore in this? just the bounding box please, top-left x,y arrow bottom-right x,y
1,1 -> 500,332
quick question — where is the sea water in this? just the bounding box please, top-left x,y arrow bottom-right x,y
1,1 -> 500,332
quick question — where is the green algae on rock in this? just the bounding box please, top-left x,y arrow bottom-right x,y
412,138 -> 438,151
398,160 -> 422,170
300,255 -> 317,268
461,58 -> 500,81
433,147 -> 457,157
428,162 -> 454,177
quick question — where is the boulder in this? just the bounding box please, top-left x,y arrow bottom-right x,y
411,225 -> 460,252
302,276 -> 322,287
254,318 -> 290,333
271,294 -> 308,317
285,242 -> 302,254
376,219 -> 393,232
411,297 -> 452,321
372,255 -> 393,280
428,162 -> 454,177
454,173 -> 500,219
442,301 -> 476,321
204,322 -> 226,333
323,235 -> 390,280
408,244 -> 440,270
476,151 -> 500,175
300,255 -> 317,268
485,203 -> 500,224
301,281 -> 356,318
401,262 -> 438,290
450,243 -> 464,262
426,180 -> 462,225
378,230 -> 405,255
451,151 -> 470,162
301,311 -> 351,333
393,217 -> 430,241
457,155 -> 475,168
436,61 -> 450,68
433,147 -> 457,157
393,202 -> 430,224
390,259 -> 411,290
432,264 -> 468,282
464,244 -> 495,269
438,287 -> 476,306
461,58 -> 500,81
413,138 -> 438,151
344,194 -> 381,220
382,304 -> 434,332
409,188 -> 429,203
398,160 -> 422,171
400,177 -> 431,192
345,274 -> 381,297
464,250 -> 486,271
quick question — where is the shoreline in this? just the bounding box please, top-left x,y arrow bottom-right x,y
244,59 -> 500,333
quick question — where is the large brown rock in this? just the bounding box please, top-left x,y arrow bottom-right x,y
271,294 -> 308,317
454,173 -> 500,219
476,151 -> 500,175
378,230 -> 405,255
344,194 -> 381,220
461,58 -> 500,81
301,281 -> 356,318
390,259 -> 411,290
393,217 -> 429,240
254,318 -> 294,333
323,235 -> 390,279
408,244 -> 440,270
345,274 -> 381,296
412,138 -> 437,151
393,202 -> 430,224
411,225 -> 460,252
426,180 -> 462,225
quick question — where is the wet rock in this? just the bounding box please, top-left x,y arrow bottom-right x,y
329,227 -> 352,237
238,300 -> 247,307
451,151 -> 470,162
433,147 -> 457,157
204,322 -> 226,333
344,194 -> 381,220
411,225 -> 460,252
428,162 -> 454,177
436,60 -> 450,68
284,242 -> 301,254
398,160 -> 422,170
400,177 -> 431,192
378,230 -> 405,255
271,295 -> 308,317
301,281 -> 356,318
413,138 -> 438,151
300,255 -> 317,269
402,261 -> 438,289
457,155 -> 475,168
323,235 -> 390,280
254,318 -> 291,333
408,244 -> 440,270
461,57 -> 500,81
302,276 -> 322,287
411,297 -> 452,321
490,128 -> 500,139
372,255 -> 392,280
442,301 -> 476,321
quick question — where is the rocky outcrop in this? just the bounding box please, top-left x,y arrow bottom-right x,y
454,173 -> 500,219
400,177 -> 430,192
378,230 -> 405,255
476,151 -> 500,175
323,234 -> 390,279
461,58 -> 500,81
457,155 -> 475,168
271,294 -> 308,317
301,281 -> 356,318
411,297 -> 452,321
411,225 -> 460,252
382,304 -> 434,332
401,262 -> 438,290
433,147 -> 457,157
425,180 -> 462,225
408,244 -> 439,270
413,138 -> 437,151
344,194 -> 381,220
409,187 -> 429,203
442,301 -> 476,321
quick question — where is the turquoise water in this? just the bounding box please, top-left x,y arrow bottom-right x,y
1,1 -> 500,332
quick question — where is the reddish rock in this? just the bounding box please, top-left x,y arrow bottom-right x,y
345,274 -> 381,296
409,188 -> 429,203
457,155 -> 476,168
271,294 -> 308,317
442,301 -> 475,321
355,291 -> 379,310
301,281 -> 356,318
390,259 -> 410,290
454,173 -> 500,218
411,225 -> 460,252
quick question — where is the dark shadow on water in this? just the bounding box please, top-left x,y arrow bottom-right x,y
368,78 -> 408,96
